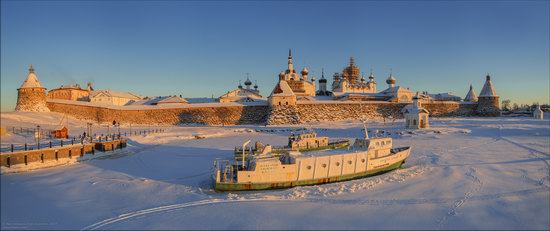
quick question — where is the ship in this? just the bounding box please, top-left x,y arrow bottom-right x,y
233,131 -> 349,160
213,124 -> 411,191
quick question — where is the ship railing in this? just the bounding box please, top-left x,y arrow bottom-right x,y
213,159 -> 234,183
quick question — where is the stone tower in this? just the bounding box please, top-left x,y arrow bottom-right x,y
476,74 -> 499,116
15,64 -> 50,112
464,84 -> 478,102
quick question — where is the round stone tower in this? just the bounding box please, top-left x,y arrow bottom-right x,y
476,74 -> 499,116
15,64 -> 50,112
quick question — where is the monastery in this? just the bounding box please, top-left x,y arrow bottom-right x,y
14,50 -> 503,125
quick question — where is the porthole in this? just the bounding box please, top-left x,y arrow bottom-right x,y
306,166 -> 312,170
335,162 -> 340,166
361,159 -> 366,163
348,161 -> 352,165
322,164 -> 327,168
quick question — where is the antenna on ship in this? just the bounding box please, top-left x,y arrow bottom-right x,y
242,140 -> 251,169
362,120 -> 369,139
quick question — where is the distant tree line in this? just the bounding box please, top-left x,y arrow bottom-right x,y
501,99 -> 549,113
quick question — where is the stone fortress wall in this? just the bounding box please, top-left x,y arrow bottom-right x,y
46,100 -> 269,125
46,100 -> 479,126
266,101 -> 478,125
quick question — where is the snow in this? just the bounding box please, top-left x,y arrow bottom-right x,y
47,99 -> 268,110
1,111 -> 549,230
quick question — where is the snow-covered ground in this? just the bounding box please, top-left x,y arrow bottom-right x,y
1,112 -> 549,230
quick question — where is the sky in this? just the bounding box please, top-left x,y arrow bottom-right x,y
1,0 -> 549,111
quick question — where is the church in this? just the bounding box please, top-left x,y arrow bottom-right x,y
219,75 -> 263,103
268,49 -> 316,106
331,57 -> 377,96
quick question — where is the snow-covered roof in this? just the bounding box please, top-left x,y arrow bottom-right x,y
380,86 -> 413,95
50,84 -> 88,91
464,85 -> 478,102
297,96 -> 315,101
129,96 -> 188,105
185,97 -> 217,103
19,65 -> 44,89
59,84 -> 82,89
479,75 -> 497,97
402,98 -> 429,114
156,96 -> 188,104
428,92 -> 462,101
270,80 -> 295,97
90,90 -> 142,100
220,88 -> 262,99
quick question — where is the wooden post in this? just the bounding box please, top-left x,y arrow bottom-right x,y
61,140 -> 64,147
11,144 -> 14,152
49,141 -> 52,148
25,143 -> 27,151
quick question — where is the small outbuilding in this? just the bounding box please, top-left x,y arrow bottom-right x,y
533,105 -> 544,120
402,93 -> 430,129
51,126 -> 69,139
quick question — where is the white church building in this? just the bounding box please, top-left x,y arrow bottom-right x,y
533,105 -> 544,120
402,93 -> 430,129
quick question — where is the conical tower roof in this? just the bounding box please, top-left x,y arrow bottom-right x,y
479,74 -> 497,97
464,84 -> 478,102
19,64 -> 45,89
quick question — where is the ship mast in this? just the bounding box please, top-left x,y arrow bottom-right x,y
242,140 -> 251,169
362,120 -> 369,139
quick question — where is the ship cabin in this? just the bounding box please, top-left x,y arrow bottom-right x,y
288,132 -> 329,150
352,137 -> 394,159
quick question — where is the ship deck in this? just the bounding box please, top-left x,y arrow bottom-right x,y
301,146 -> 367,157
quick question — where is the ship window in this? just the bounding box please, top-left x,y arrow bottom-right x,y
335,162 -> 340,166
306,165 -> 312,170
361,159 -> 366,163
322,164 -> 327,168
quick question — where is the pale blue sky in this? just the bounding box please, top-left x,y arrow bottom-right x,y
1,0 -> 549,111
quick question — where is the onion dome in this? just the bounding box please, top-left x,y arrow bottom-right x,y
386,71 -> 396,85
244,76 -> 252,86
254,80 -> 258,89
238,80 -> 242,89
368,69 -> 375,81
360,75 -> 366,82
301,67 -> 309,75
